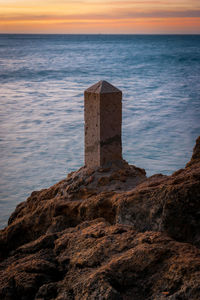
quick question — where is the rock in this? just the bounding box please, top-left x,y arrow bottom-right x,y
186,136 -> 200,167
0,137 -> 200,299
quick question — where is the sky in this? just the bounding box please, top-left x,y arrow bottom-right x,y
0,0 -> 200,34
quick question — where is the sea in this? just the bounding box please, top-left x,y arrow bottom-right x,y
0,34 -> 200,228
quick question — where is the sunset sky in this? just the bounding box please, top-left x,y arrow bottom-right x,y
0,0 -> 200,34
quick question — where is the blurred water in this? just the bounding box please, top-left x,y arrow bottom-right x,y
0,34 -> 200,228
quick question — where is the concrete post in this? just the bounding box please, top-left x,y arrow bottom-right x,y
84,80 -> 122,168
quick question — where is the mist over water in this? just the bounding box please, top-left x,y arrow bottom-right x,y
0,34 -> 200,228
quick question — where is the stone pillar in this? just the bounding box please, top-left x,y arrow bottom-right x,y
84,80 -> 122,168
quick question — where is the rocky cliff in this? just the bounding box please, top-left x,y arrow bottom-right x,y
0,137 -> 200,300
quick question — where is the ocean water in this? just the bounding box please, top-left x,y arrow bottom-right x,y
0,34 -> 200,228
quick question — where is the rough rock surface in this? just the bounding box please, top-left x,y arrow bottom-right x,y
0,137 -> 200,300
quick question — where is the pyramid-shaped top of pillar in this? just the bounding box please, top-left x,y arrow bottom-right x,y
85,80 -> 121,94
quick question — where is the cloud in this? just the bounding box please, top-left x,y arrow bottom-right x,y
120,9 -> 200,18
1,9 -> 200,22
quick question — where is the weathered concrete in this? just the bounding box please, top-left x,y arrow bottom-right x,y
84,80 -> 122,168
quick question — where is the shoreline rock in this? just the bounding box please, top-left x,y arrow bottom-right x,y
0,137 -> 200,299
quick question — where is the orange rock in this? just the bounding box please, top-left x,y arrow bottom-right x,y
0,137 -> 200,300
162,291 -> 170,295
97,176 -> 110,186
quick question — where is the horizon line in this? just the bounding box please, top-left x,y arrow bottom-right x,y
0,33 -> 200,35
